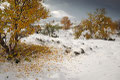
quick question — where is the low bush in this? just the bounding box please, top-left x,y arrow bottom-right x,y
41,23 -> 61,37
0,42 -> 51,62
61,16 -> 72,30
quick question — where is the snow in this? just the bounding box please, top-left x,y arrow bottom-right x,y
0,2 -> 10,10
0,29 -> 120,80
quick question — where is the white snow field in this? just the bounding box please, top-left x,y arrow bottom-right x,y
0,29 -> 120,80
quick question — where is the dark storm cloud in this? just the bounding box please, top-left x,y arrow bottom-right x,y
45,0 -> 120,21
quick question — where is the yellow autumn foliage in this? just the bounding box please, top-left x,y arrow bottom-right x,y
0,41 -> 51,61
61,16 -> 72,30
0,0 -> 49,55
74,8 -> 117,39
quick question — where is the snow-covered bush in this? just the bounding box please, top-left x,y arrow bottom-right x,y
74,8 -> 117,39
41,23 -> 61,37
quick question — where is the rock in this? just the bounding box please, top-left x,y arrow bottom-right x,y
103,38 -> 107,40
103,38 -> 115,41
36,38 -> 45,43
51,34 -> 58,38
6,76 -> 9,78
52,40 -> 54,42
36,31 -> 39,34
65,49 -> 71,53
90,47 -> 92,50
57,41 -> 60,44
96,46 -> 98,48
74,51 -> 80,56
36,38 -> 42,42
63,45 -> 67,48
81,48 -> 85,54
108,38 -> 115,41
82,43 -> 84,45
68,47 -> 71,49
63,45 -> 71,50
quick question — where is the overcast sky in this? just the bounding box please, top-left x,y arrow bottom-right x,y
44,0 -> 120,21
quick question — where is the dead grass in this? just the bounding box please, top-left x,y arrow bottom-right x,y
0,45 -> 64,78
0,42 -> 51,62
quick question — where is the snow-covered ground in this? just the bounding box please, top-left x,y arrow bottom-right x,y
0,29 -> 120,80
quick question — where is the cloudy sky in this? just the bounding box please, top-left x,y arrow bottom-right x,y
44,0 -> 120,21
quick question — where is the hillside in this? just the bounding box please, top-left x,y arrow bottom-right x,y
0,29 -> 120,80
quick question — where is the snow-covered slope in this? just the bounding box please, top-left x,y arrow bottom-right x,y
0,29 -> 120,80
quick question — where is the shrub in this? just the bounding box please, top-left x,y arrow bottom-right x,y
61,16 -> 72,30
0,0 -> 49,55
74,8 -> 117,39
41,23 -> 61,37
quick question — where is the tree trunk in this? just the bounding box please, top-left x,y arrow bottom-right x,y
0,33 -> 10,54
